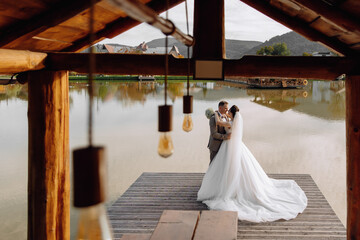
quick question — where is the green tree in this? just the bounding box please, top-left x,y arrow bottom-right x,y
272,43 -> 290,56
256,42 -> 290,56
303,52 -> 312,56
256,46 -> 274,55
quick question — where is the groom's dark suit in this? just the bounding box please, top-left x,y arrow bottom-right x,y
208,111 -> 229,163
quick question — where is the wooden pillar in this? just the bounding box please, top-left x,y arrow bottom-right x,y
27,70 -> 70,240
346,74 -> 360,239
192,0 -> 225,59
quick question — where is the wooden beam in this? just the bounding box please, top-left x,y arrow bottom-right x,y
346,74 -> 360,236
294,0 -> 360,33
346,74 -> 360,240
0,0 -> 101,48
2,50 -> 358,79
240,0 -> 356,56
47,53 -> 188,75
193,0 -> 225,59
46,53 -> 359,80
0,49 -> 47,74
224,55 -> 360,79
27,70 -> 70,240
63,0 -> 185,53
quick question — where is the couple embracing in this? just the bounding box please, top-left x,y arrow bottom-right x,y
197,101 -> 308,223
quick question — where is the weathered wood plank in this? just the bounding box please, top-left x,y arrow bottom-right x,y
120,233 -> 151,240
193,211 -> 237,240
149,210 -> 199,240
108,173 -> 345,240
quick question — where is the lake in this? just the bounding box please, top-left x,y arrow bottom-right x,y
0,80 -> 346,239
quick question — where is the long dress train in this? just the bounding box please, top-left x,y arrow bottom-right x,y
197,113 -> 307,222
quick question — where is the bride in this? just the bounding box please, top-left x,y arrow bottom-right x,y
198,105 -> 307,222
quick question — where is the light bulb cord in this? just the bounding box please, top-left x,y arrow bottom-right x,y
185,0 -> 190,96
88,0 -> 96,146
164,0 -> 169,105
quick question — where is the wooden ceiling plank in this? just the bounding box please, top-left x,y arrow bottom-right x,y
337,0 -> 360,22
0,15 -> 18,30
5,38 -> 72,52
294,0 -> 360,33
45,53 -> 360,79
240,0 -> 356,56
36,25 -> 90,44
63,0 -> 185,52
0,0 -> 101,48
0,1 -> 47,20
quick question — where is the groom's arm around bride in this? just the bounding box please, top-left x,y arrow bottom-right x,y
207,101 -> 231,163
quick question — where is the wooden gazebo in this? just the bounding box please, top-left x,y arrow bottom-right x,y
0,0 -> 359,239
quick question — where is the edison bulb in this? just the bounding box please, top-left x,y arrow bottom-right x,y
158,132 -> 174,158
182,114 -> 193,132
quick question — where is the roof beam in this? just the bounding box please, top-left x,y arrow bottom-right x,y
1,50 -> 358,79
46,53 -> 359,80
240,0 -> 356,56
294,0 -> 360,33
0,49 -> 47,74
63,0 -> 184,52
0,0 -> 101,48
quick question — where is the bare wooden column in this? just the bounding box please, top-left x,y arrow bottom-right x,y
192,0 -> 225,59
27,70 -> 70,240
346,74 -> 360,239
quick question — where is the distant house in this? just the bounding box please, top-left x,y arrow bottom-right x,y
169,45 -> 181,57
83,43 -> 182,56
136,41 -> 149,52
312,52 -> 333,56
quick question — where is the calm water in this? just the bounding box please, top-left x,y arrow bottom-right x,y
0,80 -> 346,239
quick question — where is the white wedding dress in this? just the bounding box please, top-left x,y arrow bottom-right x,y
198,113 -> 307,222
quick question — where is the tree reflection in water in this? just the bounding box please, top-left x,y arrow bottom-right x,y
0,80 -> 346,120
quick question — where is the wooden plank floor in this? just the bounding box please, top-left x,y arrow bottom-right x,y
108,172 -> 346,239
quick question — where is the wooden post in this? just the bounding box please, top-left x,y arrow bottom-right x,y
346,74 -> 360,239
192,0 -> 225,59
27,70 -> 70,240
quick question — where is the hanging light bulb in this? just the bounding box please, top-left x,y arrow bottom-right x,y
182,95 -> 193,132
73,146 -> 113,240
182,0 -> 193,133
158,105 -> 174,158
72,1 -> 113,238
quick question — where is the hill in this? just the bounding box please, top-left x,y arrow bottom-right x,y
146,38 -> 262,58
97,31 -> 332,58
244,31 -> 332,56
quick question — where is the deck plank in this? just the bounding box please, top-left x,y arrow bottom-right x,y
108,173 -> 346,240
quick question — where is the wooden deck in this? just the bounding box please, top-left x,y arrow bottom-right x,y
107,173 -> 346,239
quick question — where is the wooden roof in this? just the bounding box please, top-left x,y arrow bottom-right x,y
0,0 -> 359,56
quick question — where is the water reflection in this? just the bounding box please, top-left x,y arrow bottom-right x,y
0,80 -> 346,120
0,80 -> 347,239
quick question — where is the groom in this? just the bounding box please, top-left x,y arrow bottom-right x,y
208,100 -> 231,163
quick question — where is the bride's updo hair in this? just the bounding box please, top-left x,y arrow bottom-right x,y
229,105 -> 239,117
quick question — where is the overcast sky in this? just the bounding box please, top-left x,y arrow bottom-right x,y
100,0 -> 291,46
